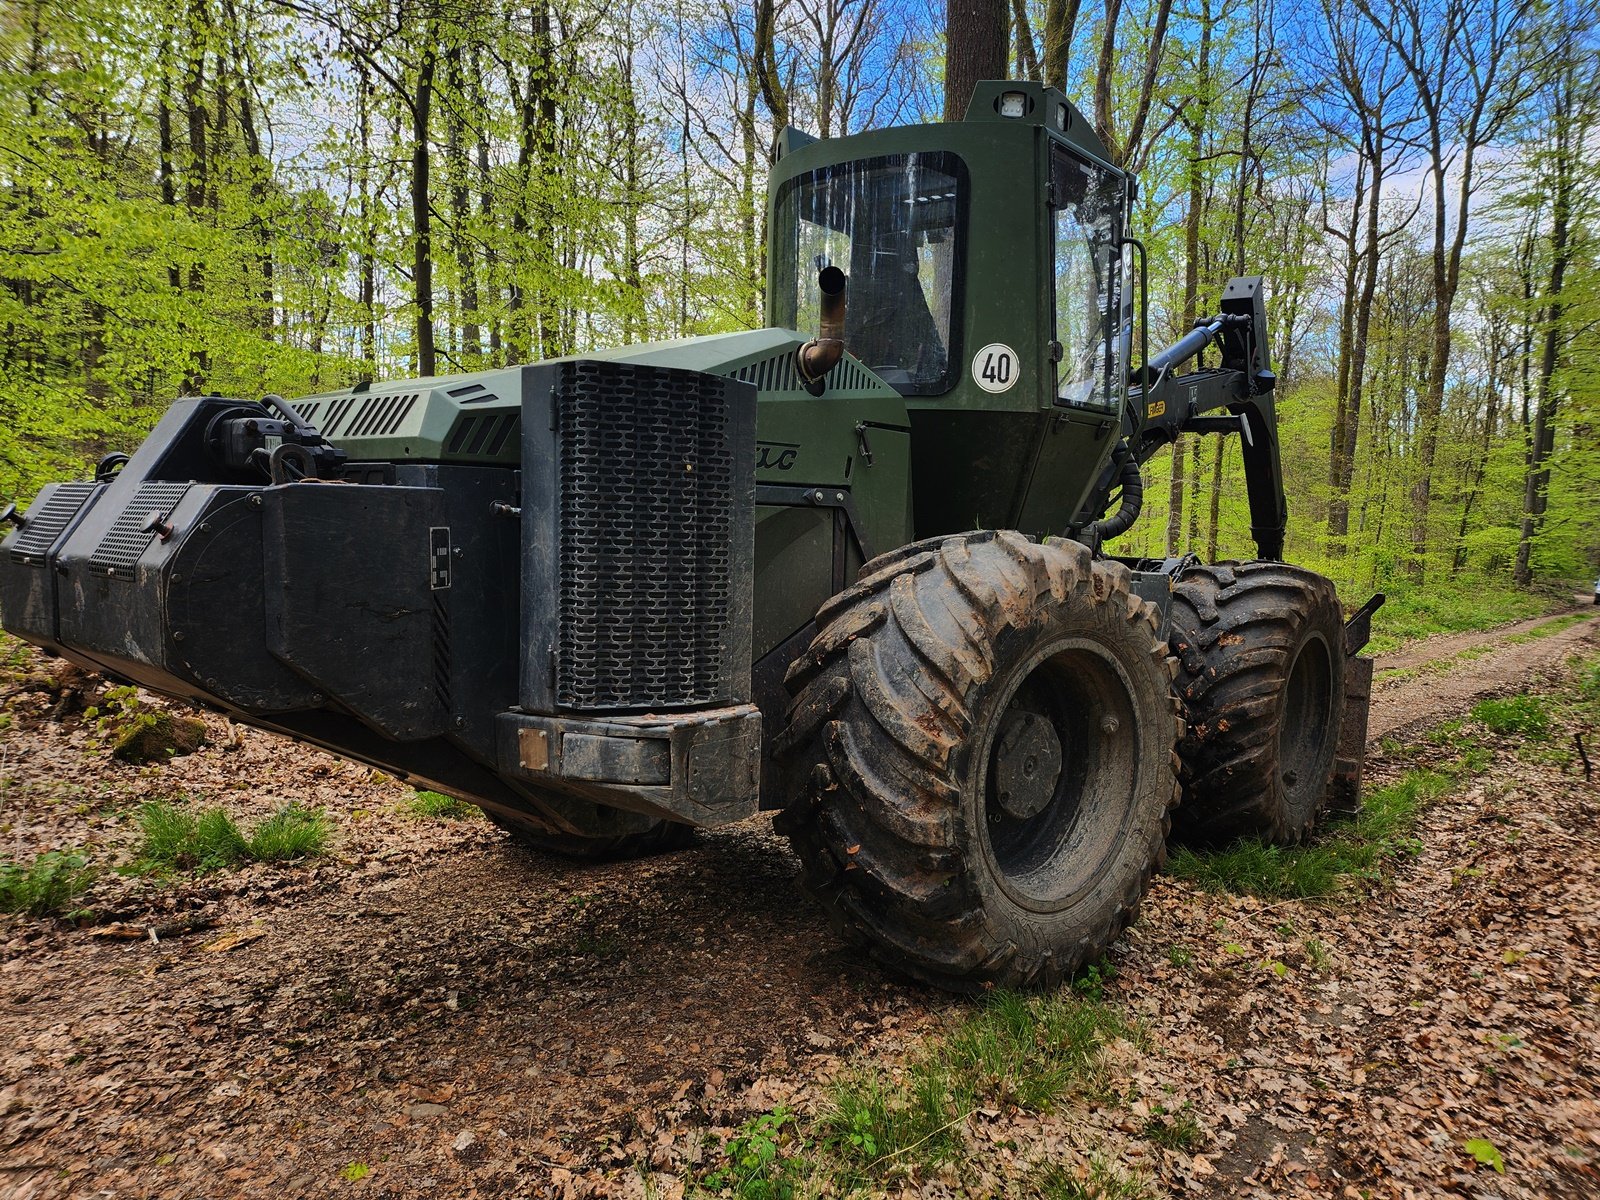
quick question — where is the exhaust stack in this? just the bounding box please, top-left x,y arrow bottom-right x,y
795,265 -> 847,391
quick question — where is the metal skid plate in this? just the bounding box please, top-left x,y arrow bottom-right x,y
495,705 -> 762,826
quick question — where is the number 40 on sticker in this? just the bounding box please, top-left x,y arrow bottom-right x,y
972,343 -> 1018,394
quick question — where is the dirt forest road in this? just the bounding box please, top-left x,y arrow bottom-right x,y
2,609 -> 1598,1200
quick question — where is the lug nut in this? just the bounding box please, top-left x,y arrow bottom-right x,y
1100,715 -> 1120,735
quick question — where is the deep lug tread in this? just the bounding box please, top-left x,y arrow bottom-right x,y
1168,561 -> 1346,845
776,530 -> 1180,992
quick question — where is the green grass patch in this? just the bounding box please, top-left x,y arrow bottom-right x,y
403,790 -> 477,820
1141,1102 -> 1204,1151
695,991 -> 1134,1193
1471,695 -> 1550,739
697,1108 -> 813,1199
1032,1158 -> 1153,1199
0,849 -> 95,917
137,800 -> 328,872
1168,769 -> 1449,899
1361,582 -> 1560,657
819,990 -> 1132,1177
246,803 -> 330,861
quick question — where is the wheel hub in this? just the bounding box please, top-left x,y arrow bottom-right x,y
991,709 -> 1063,821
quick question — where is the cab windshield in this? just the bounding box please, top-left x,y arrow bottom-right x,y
774,152 -> 964,395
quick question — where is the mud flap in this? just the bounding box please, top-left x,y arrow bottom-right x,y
1329,654 -> 1373,818
1328,592 -> 1385,817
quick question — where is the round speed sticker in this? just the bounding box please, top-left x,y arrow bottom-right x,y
971,343 -> 1019,393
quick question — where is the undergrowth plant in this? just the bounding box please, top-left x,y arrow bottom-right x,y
0,849 -> 95,917
695,990 -> 1134,1194
1471,695 -> 1550,739
1167,769 -> 1448,899
137,800 -> 329,872
403,790 -> 477,820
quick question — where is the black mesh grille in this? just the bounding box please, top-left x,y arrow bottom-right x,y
89,481 -> 190,581
9,482 -> 99,566
555,362 -> 737,710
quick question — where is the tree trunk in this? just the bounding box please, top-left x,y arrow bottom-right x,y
1041,0 -> 1082,87
445,48 -> 481,366
945,0 -> 1008,119
1515,63 -> 1575,586
411,40 -> 437,376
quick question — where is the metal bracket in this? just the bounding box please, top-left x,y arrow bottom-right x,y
755,484 -> 874,564
1344,592 -> 1386,656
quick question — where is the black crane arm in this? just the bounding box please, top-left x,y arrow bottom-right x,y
1124,275 -> 1287,560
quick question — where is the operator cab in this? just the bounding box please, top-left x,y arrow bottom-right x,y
764,81 -> 1136,539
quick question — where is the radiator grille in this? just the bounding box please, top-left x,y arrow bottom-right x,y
555,362 -> 738,710
9,482 -> 100,566
88,481 -> 190,581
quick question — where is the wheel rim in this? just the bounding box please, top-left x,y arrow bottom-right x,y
1277,633 -> 1335,821
979,638 -> 1142,913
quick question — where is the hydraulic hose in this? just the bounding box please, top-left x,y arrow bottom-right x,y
1086,458 -> 1144,546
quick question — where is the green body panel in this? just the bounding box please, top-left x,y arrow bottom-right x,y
294,81 -> 1122,668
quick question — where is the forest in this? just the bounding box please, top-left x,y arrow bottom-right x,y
1,0 -> 1596,613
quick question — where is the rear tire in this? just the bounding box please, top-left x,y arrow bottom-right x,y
775,531 -> 1181,992
1167,562 -> 1345,845
490,812 -> 697,862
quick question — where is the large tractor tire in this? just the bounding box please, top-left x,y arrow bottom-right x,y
490,811 -> 696,862
1167,562 -> 1345,845
774,530 -> 1181,992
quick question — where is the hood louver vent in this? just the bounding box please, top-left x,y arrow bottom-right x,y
730,352 -> 878,394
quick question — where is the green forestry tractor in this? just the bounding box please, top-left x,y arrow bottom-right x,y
0,82 -> 1380,991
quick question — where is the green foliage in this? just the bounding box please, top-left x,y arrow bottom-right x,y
1168,769 -> 1450,899
403,790 -> 477,820
1032,1158 -> 1153,1200
1141,1104 -> 1203,1151
1070,959 -> 1117,1002
246,804 -> 331,862
700,1109 -> 809,1200
137,801 -> 247,871
1464,1138 -> 1505,1173
818,991 -> 1131,1177
1358,586 -> 1558,657
0,849 -> 96,917
1471,695 -> 1550,739
137,799 -> 327,871
1167,839 -> 1342,900
339,1161 -> 372,1182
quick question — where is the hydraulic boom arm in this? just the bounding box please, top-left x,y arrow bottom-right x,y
1117,276 -> 1287,560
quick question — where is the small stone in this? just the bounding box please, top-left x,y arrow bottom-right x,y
451,1130 -> 482,1161
407,1103 -> 447,1119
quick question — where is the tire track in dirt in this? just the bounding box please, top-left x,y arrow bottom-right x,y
1374,599 -> 1590,673
1368,609 -> 1600,745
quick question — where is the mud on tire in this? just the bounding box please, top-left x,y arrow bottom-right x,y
774,530 -> 1181,992
1168,561 -> 1345,845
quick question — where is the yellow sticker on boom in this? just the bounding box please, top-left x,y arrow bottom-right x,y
1146,400 -> 1166,419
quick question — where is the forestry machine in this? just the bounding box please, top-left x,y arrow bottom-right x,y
1,82 -> 1381,991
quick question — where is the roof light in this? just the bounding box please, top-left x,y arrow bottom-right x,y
999,92 -> 1028,119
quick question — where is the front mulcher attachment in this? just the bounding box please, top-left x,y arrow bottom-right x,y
0,363 -> 764,857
